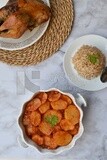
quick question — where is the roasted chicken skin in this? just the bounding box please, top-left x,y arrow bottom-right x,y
0,0 -> 51,39
0,12 -> 30,38
18,0 -> 51,25
0,2 -> 18,25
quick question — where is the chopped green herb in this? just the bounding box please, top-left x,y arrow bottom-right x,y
45,115 -> 58,127
88,54 -> 99,64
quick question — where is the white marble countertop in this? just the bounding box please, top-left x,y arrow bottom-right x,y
0,0 -> 107,160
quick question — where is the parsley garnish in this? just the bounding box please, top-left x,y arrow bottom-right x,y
45,115 -> 58,127
88,54 -> 99,64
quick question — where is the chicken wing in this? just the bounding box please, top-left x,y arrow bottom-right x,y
18,0 -> 51,27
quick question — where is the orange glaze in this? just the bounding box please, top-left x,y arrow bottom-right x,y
22,91 -> 80,149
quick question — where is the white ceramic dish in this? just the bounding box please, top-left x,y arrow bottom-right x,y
0,0 -> 50,51
64,34 -> 107,91
18,88 -> 86,155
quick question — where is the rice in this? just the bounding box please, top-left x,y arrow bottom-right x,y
72,45 -> 106,79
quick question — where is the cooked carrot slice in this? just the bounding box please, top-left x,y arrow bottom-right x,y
30,111 -> 41,126
61,94 -> 72,105
51,99 -> 67,110
39,101 -> 50,114
48,91 -> 61,102
32,134 -> 43,146
53,131 -> 72,146
64,105 -> 80,125
36,92 -> 48,104
26,98 -> 41,111
60,119 -> 74,131
39,122 -> 53,136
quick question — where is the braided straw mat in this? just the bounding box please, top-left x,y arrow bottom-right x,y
0,0 -> 74,66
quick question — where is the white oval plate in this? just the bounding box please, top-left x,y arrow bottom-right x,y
0,0 -> 50,51
64,35 -> 107,91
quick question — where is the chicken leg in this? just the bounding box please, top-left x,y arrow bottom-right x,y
0,0 -> 51,38
0,11 -> 30,38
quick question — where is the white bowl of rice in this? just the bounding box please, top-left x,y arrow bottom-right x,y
64,34 -> 107,91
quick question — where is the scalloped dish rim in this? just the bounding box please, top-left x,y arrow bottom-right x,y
18,88 -> 84,155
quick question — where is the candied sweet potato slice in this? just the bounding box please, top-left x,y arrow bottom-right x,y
39,101 -> 50,114
64,105 -> 80,125
32,134 -> 43,146
61,94 -> 72,105
44,136 -> 51,147
48,91 -> 61,102
51,99 -> 67,110
26,125 -> 37,136
53,131 -> 72,146
69,124 -> 79,135
60,119 -> 74,131
39,122 -> 53,136
23,115 -> 30,126
44,136 -> 58,149
26,98 -> 41,111
70,128 -> 78,135
53,125 -> 61,133
30,111 -> 41,126
36,92 -> 47,104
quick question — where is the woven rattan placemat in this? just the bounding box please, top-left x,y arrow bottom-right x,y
0,0 -> 74,66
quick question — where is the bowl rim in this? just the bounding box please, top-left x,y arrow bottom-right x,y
17,88 -> 84,155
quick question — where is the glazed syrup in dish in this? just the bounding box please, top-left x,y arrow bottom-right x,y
22,91 -> 80,149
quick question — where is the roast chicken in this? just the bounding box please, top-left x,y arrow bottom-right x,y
0,0 -> 51,38
0,1 -> 18,25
